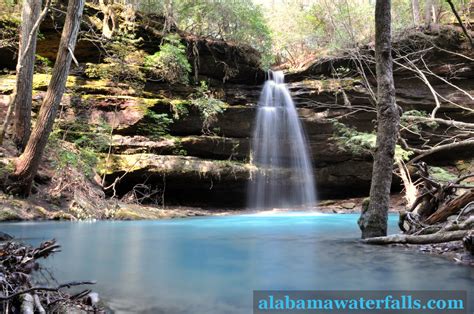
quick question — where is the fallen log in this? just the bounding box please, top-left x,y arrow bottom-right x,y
408,140 -> 474,165
364,230 -> 469,245
425,191 -> 474,224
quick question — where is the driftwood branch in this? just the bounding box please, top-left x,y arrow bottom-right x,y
408,140 -> 474,164
402,115 -> 474,131
364,230 -> 469,245
0,281 -> 96,301
0,239 -> 102,311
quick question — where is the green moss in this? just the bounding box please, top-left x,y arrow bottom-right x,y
33,206 -> 49,218
301,78 -> 360,93
0,75 -> 16,93
0,208 -> 21,221
113,209 -> 144,220
51,211 -> 75,221
97,154 -> 254,178
0,159 -> 14,179
362,197 -> 370,211
135,109 -> 173,139
170,99 -> 191,119
401,110 -> 439,132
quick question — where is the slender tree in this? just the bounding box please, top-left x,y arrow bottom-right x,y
412,0 -> 420,26
0,0 -> 51,147
12,0 -> 42,150
359,0 -> 400,238
8,0 -> 85,196
446,0 -> 473,48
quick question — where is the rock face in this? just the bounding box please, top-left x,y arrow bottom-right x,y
0,22 -> 473,207
0,4 -> 264,84
94,28 -> 474,206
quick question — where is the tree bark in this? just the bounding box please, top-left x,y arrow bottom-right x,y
408,139 -> 474,165
425,191 -> 474,224
412,0 -> 421,26
1,0 -> 51,147
359,0 -> 399,239
99,0 -> 116,39
12,0 -> 42,150
425,0 -> 434,28
9,0 -> 85,196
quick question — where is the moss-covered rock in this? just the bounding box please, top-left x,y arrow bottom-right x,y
0,208 -> 22,221
98,153 -> 254,178
51,211 -> 76,221
113,209 -> 145,220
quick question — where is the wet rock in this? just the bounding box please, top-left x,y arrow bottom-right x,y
340,202 -> 356,209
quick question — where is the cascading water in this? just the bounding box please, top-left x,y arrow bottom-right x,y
248,71 -> 317,209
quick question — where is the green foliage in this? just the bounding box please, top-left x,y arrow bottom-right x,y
170,100 -> 190,120
35,54 -> 53,74
171,138 -> 187,156
401,110 -> 438,133
191,81 -> 226,133
49,121 -> 112,177
0,14 -> 20,50
140,0 -> 273,69
308,0 -> 375,50
331,120 -> 377,155
331,120 -> 413,162
137,110 -> 173,139
429,166 -> 458,182
403,109 -> 430,118
0,159 -> 14,182
85,34 -> 146,91
144,34 -> 191,84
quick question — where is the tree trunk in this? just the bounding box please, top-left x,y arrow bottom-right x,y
99,0 -> 116,39
425,0 -> 433,28
412,0 -> 420,26
359,0 -> 399,239
12,0 -> 42,150
9,0 -> 85,196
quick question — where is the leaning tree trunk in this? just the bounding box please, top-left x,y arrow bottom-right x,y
359,0 -> 400,239
446,0 -> 473,48
9,0 -> 85,196
12,0 -> 42,150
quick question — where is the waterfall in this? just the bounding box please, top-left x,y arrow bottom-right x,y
248,71 -> 317,209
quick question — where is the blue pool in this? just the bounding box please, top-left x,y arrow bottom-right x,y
1,213 -> 472,313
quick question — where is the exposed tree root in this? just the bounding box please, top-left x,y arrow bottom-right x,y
372,162 -> 473,256
425,191 -> 474,224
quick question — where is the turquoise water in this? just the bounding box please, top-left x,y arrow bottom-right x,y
1,213 -> 472,313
